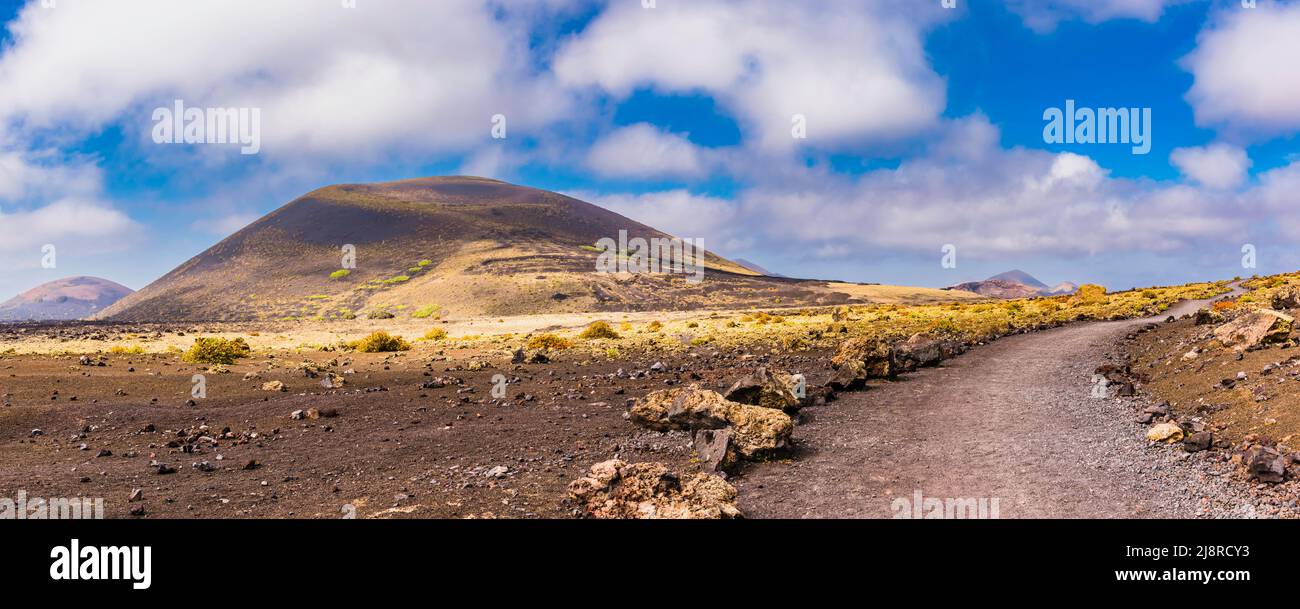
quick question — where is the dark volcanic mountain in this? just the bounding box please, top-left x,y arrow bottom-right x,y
99,177 -> 947,322
0,276 -> 133,321
946,270 -> 1077,299
987,269 -> 1047,289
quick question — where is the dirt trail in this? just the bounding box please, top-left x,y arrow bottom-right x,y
737,293 -> 1252,519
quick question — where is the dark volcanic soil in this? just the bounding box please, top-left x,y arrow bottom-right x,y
0,339 -> 827,519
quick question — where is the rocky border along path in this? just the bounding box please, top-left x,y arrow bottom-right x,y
735,293 -> 1271,519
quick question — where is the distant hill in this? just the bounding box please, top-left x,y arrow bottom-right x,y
97,177 -> 976,322
946,270 -> 1077,299
0,276 -> 133,321
733,258 -> 786,278
988,269 -> 1047,289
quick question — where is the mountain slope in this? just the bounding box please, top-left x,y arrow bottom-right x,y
98,177 -> 978,322
946,270 -> 1075,299
987,269 -> 1047,289
0,276 -> 133,321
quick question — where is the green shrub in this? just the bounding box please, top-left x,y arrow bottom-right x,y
1073,284 -> 1108,305
108,345 -> 145,355
412,304 -> 442,319
383,275 -> 410,285
579,321 -> 620,340
526,333 -> 572,351
422,327 -> 448,341
367,309 -> 395,320
182,337 -> 251,365
330,269 -> 351,280
350,332 -> 411,353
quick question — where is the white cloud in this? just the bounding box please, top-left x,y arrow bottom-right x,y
1170,143 -> 1251,190
0,198 -> 141,268
0,150 -> 101,202
586,124 -> 707,179
0,0 -> 570,160
555,0 -> 948,153
1183,3 -> 1300,138
584,116 -> 1267,268
1006,0 -> 1189,32
568,189 -> 751,253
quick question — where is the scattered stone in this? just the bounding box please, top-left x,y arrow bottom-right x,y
1147,422 -> 1184,443
484,465 -> 509,478
128,489 -> 143,502
1183,432 -> 1213,453
1244,446 -> 1287,483
261,380 -> 287,392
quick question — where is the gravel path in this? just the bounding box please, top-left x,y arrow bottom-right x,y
737,294 -> 1271,519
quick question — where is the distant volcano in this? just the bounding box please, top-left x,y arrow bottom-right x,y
96,177 -> 919,322
0,276 -> 133,321
945,270 -> 1078,299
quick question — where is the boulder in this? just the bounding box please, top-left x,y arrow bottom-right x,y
567,460 -> 742,519
692,428 -> 734,472
1244,446 -> 1287,483
1272,286 -> 1300,311
1195,307 -> 1225,326
629,385 -> 733,432
260,380 -> 287,392
831,336 -> 893,378
722,398 -> 795,460
1183,432 -> 1213,453
1146,422 -> 1184,443
629,385 -> 793,460
723,366 -> 802,412
1213,310 -> 1294,349
890,333 -> 945,372
827,360 -> 867,391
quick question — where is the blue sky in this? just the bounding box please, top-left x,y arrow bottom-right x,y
1,0 -> 1298,299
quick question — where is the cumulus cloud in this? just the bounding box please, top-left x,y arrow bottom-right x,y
0,198 -> 141,268
1170,143 -> 1251,190
586,124 -> 708,179
0,150 -> 101,202
0,147 -> 138,274
0,0 -> 569,160
1183,2 -> 1300,138
586,116 -> 1264,267
1006,0 -> 1189,33
567,189 -> 750,253
555,0 -> 948,153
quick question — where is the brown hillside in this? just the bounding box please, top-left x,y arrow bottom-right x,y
98,177 -> 977,322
